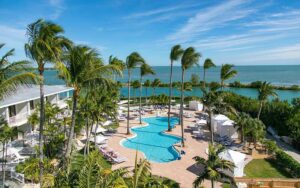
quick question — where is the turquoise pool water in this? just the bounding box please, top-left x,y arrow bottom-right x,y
122,117 -> 181,163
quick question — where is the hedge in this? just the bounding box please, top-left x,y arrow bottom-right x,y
275,150 -> 300,178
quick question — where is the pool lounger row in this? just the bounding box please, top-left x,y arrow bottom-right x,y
98,145 -> 127,164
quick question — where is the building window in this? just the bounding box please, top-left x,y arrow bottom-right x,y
30,100 -> 35,110
9,105 -> 16,117
59,92 -> 68,100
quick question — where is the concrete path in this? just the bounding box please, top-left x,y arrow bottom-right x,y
267,134 -> 300,162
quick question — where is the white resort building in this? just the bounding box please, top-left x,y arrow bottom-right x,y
0,85 -> 73,135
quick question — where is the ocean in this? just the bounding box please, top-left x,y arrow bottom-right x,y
43,65 -> 300,102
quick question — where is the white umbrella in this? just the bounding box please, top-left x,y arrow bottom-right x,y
103,120 -> 112,126
91,126 -> 107,134
89,135 -> 108,144
222,120 -> 235,126
219,149 -> 246,177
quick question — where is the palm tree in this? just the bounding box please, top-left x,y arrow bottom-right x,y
235,112 -> 250,144
57,45 -> 120,158
151,78 -> 161,96
132,80 -> 140,103
128,151 -> 151,188
144,79 -> 151,103
193,144 -> 235,188
25,19 -> 71,183
108,55 -> 125,80
126,52 -> 145,135
220,64 -> 237,90
201,86 -> 218,144
0,44 -> 36,99
257,81 -> 277,119
139,64 -> 155,124
180,47 -> 200,147
245,118 -> 266,147
168,45 -> 184,132
28,111 -> 39,132
0,118 -> 14,187
203,58 -> 216,89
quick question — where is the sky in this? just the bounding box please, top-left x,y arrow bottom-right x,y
0,0 -> 300,66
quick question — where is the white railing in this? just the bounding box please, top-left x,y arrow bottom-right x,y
0,166 -> 25,183
11,170 -> 25,183
56,100 -> 68,108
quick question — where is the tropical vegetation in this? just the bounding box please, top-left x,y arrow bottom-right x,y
1,17 -> 300,188
193,144 -> 235,188
168,45 -> 184,132
179,47 -> 200,146
25,19 -> 71,183
125,52 -> 145,135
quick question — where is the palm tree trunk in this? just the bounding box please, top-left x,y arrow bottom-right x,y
87,120 -> 94,155
145,87 -> 148,104
38,69 -> 45,186
180,69 -> 185,147
127,70 -> 131,135
211,180 -> 215,188
241,125 -> 245,143
203,69 -> 206,89
209,110 -> 214,144
66,91 -> 78,157
94,118 -> 99,144
168,61 -> 173,132
84,117 -> 89,156
221,80 -> 224,91
257,101 -> 263,119
139,77 -> 142,124
2,142 -> 5,187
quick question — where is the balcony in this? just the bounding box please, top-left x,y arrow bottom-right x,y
56,100 -> 68,109
8,112 -> 29,127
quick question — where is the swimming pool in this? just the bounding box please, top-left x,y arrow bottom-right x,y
121,116 -> 181,163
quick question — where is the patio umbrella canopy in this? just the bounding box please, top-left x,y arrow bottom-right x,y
219,149 -> 246,177
211,114 -> 230,132
89,135 -> 108,144
217,120 -> 239,139
91,126 -> 107,134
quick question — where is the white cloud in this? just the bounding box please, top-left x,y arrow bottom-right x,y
193,33 -> 286,50
124,2 -> 204,19
48,0 -> 63,7
0,25 -> 26,49
234,44 -> 300,63
166,0 -> 253,43
48,0 -> 65,19
0,25 -> 27,61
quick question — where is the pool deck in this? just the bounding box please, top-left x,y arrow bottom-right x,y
107,109 -> 222,188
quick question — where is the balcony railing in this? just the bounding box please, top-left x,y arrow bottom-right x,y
8,112 -> 29,126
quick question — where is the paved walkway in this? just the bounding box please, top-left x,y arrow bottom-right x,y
267,134 -> 300,162
107,109 -> 222,188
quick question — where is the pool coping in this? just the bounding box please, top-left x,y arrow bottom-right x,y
119,115 -> 182,164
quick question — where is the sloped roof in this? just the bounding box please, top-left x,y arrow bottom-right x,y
221,120 -> 235,126
213,114 -> 229,121
0,85 -> 73,108
219,149 -> 246,165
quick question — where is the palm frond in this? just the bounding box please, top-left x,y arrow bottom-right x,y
204,58 -> 216,69
0,72 -> 37,99
170,44 -> 184,62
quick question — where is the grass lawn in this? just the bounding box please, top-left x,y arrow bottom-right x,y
245,159 -> 291,178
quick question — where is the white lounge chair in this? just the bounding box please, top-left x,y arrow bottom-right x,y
89,135 -> 108,144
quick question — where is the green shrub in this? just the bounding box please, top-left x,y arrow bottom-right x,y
275,150 -> 300,178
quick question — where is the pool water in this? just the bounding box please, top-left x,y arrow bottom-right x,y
122,116 -> 181,163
